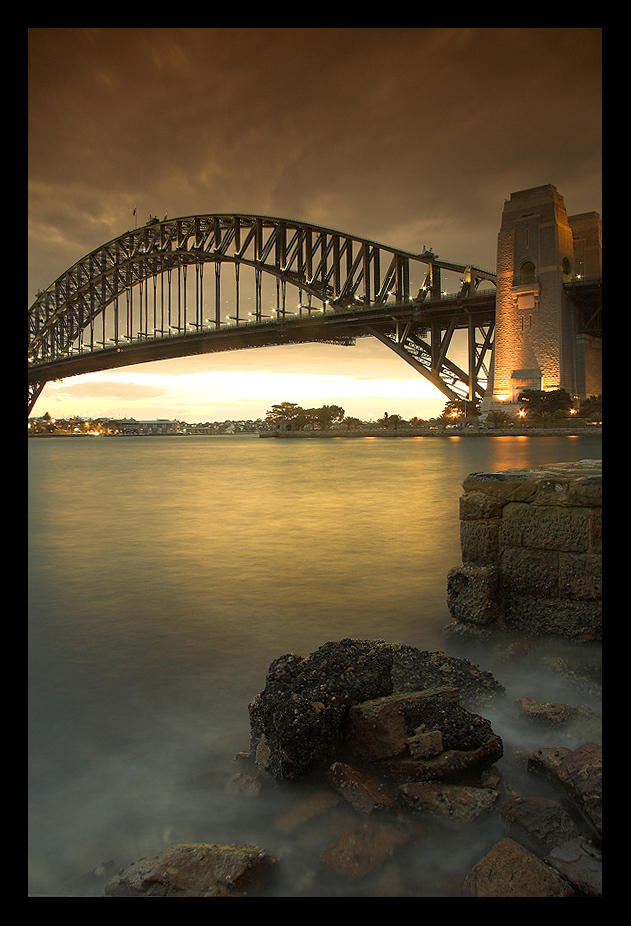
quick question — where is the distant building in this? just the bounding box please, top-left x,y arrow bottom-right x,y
120,418 -> 179,435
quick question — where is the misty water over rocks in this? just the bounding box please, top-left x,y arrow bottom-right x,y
28,433 -> 602,896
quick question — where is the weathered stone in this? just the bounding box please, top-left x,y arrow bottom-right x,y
346,688 -> 458,760
375,739 -> 503,783
249,639 -> 397,780
503,594 -> 602,641
555,742 -> 602,838
502,503 -> 593,553
389,648 -> 504,705
545,837 -> 602,897
248,639 -> 504,781
450,461 -> 602,641
401,694 -> 500,754
104,843 -> 278,897
320,821 -> 410,879
515,697 -> 599,726
499,797 -> 582,855
397,781 -> 500,822
568,474 -> 602,508
460,518 -> 501,565
346,694 -> 410,760
527,746 -> 572,777
462,470 -> 541,502
558,552 -> 602,599
500,547 -> 559,597
406,728 -> 443,759
459,490 -> 505,520
326,761 -> 396,815
463,837 -> 575,897
367,694 -> 503,783
446,564 -> 502,626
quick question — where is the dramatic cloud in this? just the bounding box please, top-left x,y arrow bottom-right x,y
28,27 -> 601,419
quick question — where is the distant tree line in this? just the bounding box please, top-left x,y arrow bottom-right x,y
265,402 -> 347,430
265,391 -> 602,432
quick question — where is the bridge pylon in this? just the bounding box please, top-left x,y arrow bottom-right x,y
482,185 -> 602,418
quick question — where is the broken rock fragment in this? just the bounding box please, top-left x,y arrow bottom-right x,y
104,843 -> 278,897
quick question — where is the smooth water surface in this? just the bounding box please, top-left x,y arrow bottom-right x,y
28,433 -> 602,895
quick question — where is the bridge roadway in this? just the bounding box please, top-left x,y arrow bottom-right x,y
28,289 -> 497,396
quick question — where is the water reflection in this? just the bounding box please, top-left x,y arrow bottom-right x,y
28,434 -> 602,895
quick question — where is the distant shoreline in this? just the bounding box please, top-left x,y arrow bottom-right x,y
28,427 -> 602,439
258,427 -> 602,439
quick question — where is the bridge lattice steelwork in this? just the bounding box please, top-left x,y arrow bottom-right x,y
28,214 -> 498,415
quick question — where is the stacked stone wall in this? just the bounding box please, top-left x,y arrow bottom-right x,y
447,461 -> 602,641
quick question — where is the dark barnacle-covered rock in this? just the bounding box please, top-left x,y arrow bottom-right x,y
248,638 -> 504,781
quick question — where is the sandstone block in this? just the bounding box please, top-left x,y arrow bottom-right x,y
346,689 -> 458,760
463,838 -> 574,897
527,746 -> 572,777
326,761 -> 396,815
397,781 -> 500,822
459,490 -> 505,520
446,564 -> 502,625
501,503 -> 592,552
460,518 -> 500,565
374,738 -> 503,784
499,797 -> 582,854
558,552 -> 602,599
462,471 -> 540,502
556,742 -> 602,838
500,547 -> 559,596
503,594 -> 602,640
545,837 -> 602,897
104,843 -> 278,897
406,728 -> 443,759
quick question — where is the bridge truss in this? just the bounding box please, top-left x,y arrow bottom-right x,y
28,214 -> 497,415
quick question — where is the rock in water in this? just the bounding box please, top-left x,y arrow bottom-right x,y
104,843 -> 278,897
248,638 -> 504,781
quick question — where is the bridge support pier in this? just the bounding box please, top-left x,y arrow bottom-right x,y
482,185 -> 601,418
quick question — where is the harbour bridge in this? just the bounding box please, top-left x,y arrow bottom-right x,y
28,213 -> 499,416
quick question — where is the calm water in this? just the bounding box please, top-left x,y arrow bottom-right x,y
28,433 -> 602,896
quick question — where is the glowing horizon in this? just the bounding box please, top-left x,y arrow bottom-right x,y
31,362 -> 450,422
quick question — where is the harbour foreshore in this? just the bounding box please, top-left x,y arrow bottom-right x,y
258,427 -> 602,439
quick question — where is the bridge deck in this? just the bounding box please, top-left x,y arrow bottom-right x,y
28,292 -> 497,385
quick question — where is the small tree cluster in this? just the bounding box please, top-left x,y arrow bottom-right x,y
265,402 -> 345,430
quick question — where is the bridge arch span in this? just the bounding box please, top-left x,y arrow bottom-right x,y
28,213 -> 497,414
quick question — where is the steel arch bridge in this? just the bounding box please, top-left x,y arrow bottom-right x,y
28,213 -> 497,415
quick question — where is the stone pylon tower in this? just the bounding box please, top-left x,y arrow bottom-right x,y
482,185 -> 602,416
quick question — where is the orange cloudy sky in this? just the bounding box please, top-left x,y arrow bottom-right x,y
28,27 -> 601,421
